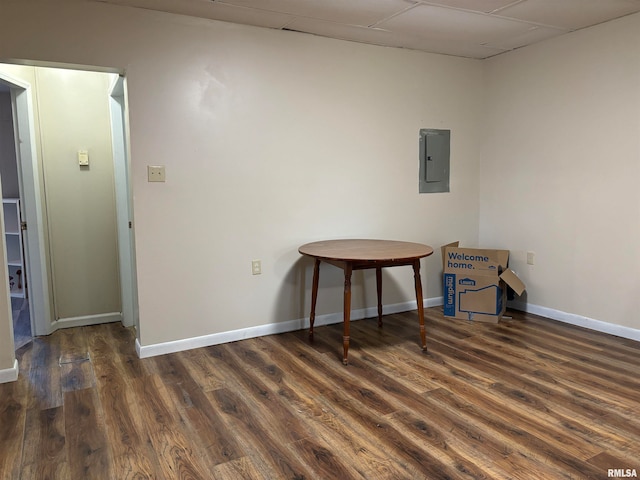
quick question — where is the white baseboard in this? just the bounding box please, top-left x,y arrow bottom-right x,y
0,359 -> 19,384
53,312 -> 122,330
135,297 -> 639,359
136,297 -> 444,358
509,301 -> 640,342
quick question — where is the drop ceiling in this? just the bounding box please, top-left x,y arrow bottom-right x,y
93,0 -> 640,59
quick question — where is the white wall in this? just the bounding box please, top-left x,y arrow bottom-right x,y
0,2 -> 483,351
481,13 -> 640,331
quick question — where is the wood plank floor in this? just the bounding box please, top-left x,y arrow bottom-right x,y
1,307 -> 639,479
11,298 -> 31,351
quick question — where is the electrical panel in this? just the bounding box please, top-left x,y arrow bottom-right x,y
419,129 -> 450,193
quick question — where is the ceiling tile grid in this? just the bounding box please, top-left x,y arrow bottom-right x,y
89,0 -> 640,58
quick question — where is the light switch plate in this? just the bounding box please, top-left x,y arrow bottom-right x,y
527,251 -> 535,265
147,165 -> 166,182
78,150 -> 89,166
252,260 -> 262,275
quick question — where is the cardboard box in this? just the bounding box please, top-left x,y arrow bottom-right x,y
442,242 -> 525,323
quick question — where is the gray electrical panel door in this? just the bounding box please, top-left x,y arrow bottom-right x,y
419,128 -> 450,193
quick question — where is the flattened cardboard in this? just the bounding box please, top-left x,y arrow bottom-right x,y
442,243 -> 525,323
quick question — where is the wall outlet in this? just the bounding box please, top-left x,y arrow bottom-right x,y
252,260 -> 262,275
147,165 -> 166,182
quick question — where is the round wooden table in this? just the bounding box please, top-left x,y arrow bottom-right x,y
299,239 -> 434,364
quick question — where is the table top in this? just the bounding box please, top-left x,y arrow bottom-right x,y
299,239 -> 434,262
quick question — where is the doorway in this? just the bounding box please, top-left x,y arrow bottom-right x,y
0,82 -> 31,349
0,64 -> 138,353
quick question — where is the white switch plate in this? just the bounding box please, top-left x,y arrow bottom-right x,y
147,165 -> 166,182
78,150 -> 89,166
527,251 -> 535,265
252,260 -> 262,275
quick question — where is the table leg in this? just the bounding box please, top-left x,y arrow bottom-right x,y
343,263 -> 353,365
413,260 -> 427,351
309,258 -> 320,339
376,267 -> 383,327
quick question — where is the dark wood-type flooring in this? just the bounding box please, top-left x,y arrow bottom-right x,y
1,307 -> 639,479
11,298 -> 31,352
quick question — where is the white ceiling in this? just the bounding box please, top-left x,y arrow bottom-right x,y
92,0 -> 640,59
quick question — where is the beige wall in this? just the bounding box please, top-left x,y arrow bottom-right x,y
481,13 -> 640,330
125,9 -> 483,346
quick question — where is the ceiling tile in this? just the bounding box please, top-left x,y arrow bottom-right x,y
86,0 -> 640,59
284,17 -> 507,58
97,0 -> 294,28
197,2 -> 293,28
378,4 -> 535,43
283,17 -> 411,49
419,0 -> 524,14
497,0 -> 640,30
401,37 -> 508,58
219,0 -> 416,26
484,24 -> 566,50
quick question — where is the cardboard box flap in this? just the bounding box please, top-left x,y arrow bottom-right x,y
441,241 -> 460,270
499,269 -> 526,296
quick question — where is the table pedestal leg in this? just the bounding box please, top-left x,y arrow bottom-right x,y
343,264 -> 352,365
376,267 -> 383,327
413,260 -> 427,351
309,258 -> 320,339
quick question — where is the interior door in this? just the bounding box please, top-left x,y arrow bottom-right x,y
109,75 -> 138,328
